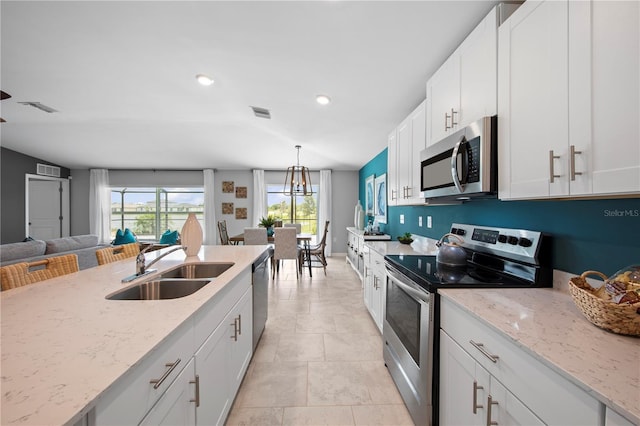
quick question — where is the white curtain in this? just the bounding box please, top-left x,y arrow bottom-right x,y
203,169 -> 217,245
318,169 -> 332,256
252,170 -> 267,226
89,169 -> 111,244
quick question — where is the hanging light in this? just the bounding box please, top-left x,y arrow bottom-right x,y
283,145 -> 313,195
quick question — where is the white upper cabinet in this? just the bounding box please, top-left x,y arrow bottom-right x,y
499,0 -> 640,200
427,6 -> 499,148
387,100 -> 426,206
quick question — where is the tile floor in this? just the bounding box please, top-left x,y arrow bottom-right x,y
226,256 -> 414,426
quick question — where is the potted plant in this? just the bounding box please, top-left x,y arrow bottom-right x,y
258,215 -> 276,237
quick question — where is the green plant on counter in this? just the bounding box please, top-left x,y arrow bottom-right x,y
397,232 -> 413,244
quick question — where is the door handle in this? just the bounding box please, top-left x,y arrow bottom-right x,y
190,375 -> 200,407
570,145 -> 582,181
473,380 -> 484,414
549,150 -> 561,183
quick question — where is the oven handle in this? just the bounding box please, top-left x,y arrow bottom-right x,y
451,135 -> 467,193
386,269 -> 431,303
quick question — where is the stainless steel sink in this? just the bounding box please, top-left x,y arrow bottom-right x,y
158,262 -> 234,279
106,279 -> 212,300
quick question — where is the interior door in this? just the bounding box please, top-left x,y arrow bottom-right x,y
26,176 -> 70,240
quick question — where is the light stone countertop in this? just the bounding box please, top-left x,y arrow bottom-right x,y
0,245 -> 268,426
364,239 -> 639,423
438,288 -> 640,424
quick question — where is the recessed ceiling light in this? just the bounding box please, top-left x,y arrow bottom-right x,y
196,74 -> 214,86
316,94 -> 331,105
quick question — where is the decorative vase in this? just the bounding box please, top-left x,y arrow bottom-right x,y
354,201 -> 365,230
267,226 -> 274,237
181,213 -> 203,256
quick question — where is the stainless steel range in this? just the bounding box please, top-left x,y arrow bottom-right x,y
383,223 -> 552,426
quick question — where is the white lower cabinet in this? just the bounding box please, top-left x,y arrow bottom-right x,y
606,407 -> 636,426
139,358 -> 197,426
363,248 -> 385,333
439,297 -> 601,425
94,268 -> 253,426
440,330 -> 544,426
195,286 -> 252,425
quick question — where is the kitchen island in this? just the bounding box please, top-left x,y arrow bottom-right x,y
0,245 -> 268,425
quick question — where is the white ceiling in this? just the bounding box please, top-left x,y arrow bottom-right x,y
1,0 -> 500,171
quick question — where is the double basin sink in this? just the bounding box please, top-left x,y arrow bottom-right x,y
106,263 -> 234,300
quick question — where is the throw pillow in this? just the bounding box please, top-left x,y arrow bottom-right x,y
159,229 -> 179,245
113,228 -> 136,245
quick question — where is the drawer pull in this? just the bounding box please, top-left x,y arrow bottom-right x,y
237,314 -> 242,335
486,394 -> 499,426
190,374 -> 200,407
473,380 -> 484,414
470,340 -> 499,363
230,318 -> 239,341
150,358 -> 181,389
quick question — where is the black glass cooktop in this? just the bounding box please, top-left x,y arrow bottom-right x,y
385,254 -> 550,293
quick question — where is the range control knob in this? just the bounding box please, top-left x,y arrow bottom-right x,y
451,227 -> 458,234
518,238 -> 533,248
497,234 -> 507,243
455,228 -> 466,236
507,236 -> 519,245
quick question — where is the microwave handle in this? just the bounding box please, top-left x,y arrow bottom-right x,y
451,136 -> 467,193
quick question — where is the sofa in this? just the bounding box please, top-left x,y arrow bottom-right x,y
0,235 -> 110,271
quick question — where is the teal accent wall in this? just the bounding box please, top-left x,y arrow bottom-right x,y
360,149 -> 640,276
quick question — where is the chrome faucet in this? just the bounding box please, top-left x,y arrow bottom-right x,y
136,245 -> 185,275
122,245 -> 185,283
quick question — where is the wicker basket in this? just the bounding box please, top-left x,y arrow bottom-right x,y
568,271 -> 640,336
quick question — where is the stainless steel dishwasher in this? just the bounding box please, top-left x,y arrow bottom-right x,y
252,248 -> 272,351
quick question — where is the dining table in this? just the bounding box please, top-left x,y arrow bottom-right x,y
229,232 -> 314,277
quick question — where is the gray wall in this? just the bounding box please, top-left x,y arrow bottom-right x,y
0,148 -> 71,244
66,169 -> 358,253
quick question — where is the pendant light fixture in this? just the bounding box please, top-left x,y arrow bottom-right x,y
283,145 -> 313,195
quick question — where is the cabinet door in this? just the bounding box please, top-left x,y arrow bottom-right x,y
440,330 -> 487,426
408,100 -> 426,203
387,130 -> 399,206
194,311 -> 234,425
139,359 -> 197,426
427,56 -> 460,147
498,0 -> 569,199
488,378 -> 545,426
569,0 -> 640,196
396,116 -> 412,205
228,289 -> 253,396
606,407 -> 636,426
459,6 -> 497,127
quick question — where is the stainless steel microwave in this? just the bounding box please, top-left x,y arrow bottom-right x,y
420,116 -> 497,202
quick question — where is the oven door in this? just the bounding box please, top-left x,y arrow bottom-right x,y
383,264 -> 434,426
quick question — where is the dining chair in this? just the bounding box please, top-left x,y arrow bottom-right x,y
243,227 -> 268,245
95,242 -> 140,265
284,223 -> 302,233
0,254 -> 80,291
218,220 -> 230,245
272,227 -> 300,279
301,220 -> 330,275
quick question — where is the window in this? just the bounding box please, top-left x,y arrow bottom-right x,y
110,187 -> 204,241
266,184 -> 318,234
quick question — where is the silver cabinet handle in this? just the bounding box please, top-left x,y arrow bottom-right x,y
549,150 -> 561,183
230,318 -> 238,341
470,340 -> 499,363
190,374 -> 200,407
486,395 -> 499,426
150,358 -> 181,389
570,145 -> 582,181
445,112 -> 452,130
451,108 -> 458,127
237,314 -> 242,336
391,189 -> 397,201
473,380 -> 484,414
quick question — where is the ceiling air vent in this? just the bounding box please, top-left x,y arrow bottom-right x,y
250,106 -> 271,119
37,163 -> 61,178
19,102 -> 58,113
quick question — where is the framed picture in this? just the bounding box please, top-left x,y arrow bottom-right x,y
235,207 -> 247,220
222,202 -> 234,214
374,174 -> 387,224
235,186 -> 247,199
365,175 -> 375,216
222,181 -> 234,193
